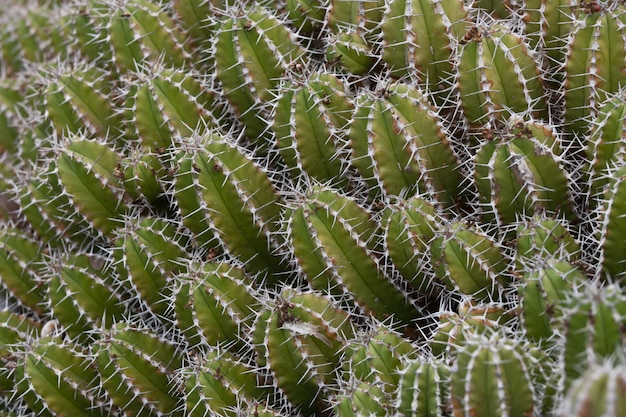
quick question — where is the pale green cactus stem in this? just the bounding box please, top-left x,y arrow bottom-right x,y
519,260 -> 586,345
471,0 -> 516,18
382,196 -> 440,292
214,5 -> 306,150
113,216 -> 188,320
272,71 -> 356,188
474,118 -> 576,233
286,185 -> 421,326
381,0 -> 470,100
563,4 -> 626,141
22,337 -> 110,417
283,0 -> 326,35
172,0 -> 215,54
450,332 -> 554,417
349,82 -> 464,206
58,3 -> 115,66
94,324 -> 185,417
184,349 -> 276,417
559,284 -> 626,392
256,289 -> 355,416
172,133 -> 288,283
457,23 -> 547,128
47,252 -> 126,344
12,159 -> 95,247
0,79 -> 24,155
119,148 -> 166,205
0,4 -> 68,72
558,360 -> 626,417
170,144 -> 221,251
55,137 -> 129,238
0,228 -> 47,316
430,220 -> 511,302
173,261 -> 261,351
396,357 -> 451,417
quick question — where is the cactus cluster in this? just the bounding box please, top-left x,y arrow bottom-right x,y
1,0 -> 626,416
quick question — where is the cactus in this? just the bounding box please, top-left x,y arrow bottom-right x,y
474,117 -> 577,232
381,0 -> 470,97
559,360 -> 626,417
396,357 -> 451,417
450,332 -> 554,417
563,4 -> 626,141
349,82 -> 464,205
1,0 -> 626,415
213,5 -> 306,149
457,23 -> 547,127
430,219 -> 512,301
286,185 -> 421,326
272,71 -> 356,188
558,283 -> 626,391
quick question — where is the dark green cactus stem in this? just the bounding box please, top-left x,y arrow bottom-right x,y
519,260 -> 586,345
396,358 -> 451,417
586,90 -> 626,202
272,71 -> 355,188
56,137 -> 129,238
173,261 -> 261,351
597,165 -> 626,283
382,196 -> 440,292
515,215 -> 581,270
214,5 -> 306,149
0,228 -> 47,315
287,185 -> 421,326
257,290 -> 354,416
114,216 -> 188,320
457,24 -> 547,127
559,283 -> 626,391
23,337 -> 109,417
559,361 -> 626,417
563,5 -> 626,141
94,325 -> 185,416
381,0 -> 470,99
184,349 -> 275,417
335,380 -> 389,416
343,326 -> 418,395
450,332 -> 554,417
474,119 -> 576,232
178,134 -> 289,282
47,252 -> 125,344
430,220 -> 511,301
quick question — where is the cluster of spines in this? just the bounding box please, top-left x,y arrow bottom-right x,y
1,0 -> 626,416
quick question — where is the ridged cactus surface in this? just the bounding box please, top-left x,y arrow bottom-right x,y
1,0 -> 626,416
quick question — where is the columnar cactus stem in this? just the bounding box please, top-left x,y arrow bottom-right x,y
457,23 -> 547,127
381,0 -> 470,97
214,5 -> 306,149
286,185 -> 422,325
563,4 -> 626,141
